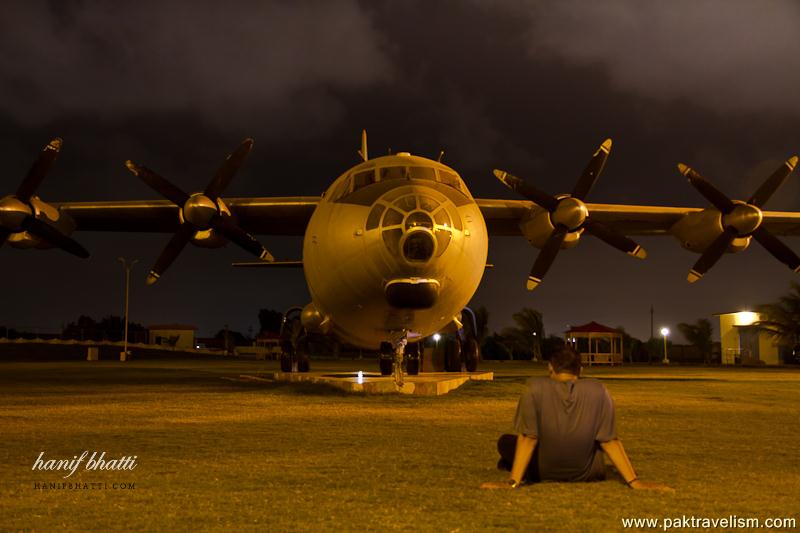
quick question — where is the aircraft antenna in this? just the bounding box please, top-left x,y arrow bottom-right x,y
358,129 -> 368,162
437,150 -> 445,162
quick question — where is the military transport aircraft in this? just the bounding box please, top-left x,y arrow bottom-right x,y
1,133 -> 799,384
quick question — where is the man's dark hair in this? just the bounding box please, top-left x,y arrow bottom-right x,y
549,347 -> 581,375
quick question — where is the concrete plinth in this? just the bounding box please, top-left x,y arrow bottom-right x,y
239,371 -> 493,396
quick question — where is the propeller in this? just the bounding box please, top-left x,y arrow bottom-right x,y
494,139 -> 646,290
125,138 -> 273,285
679,156 -> 800,282
0,138 -> 89,257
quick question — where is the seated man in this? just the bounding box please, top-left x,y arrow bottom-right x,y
482,347 -> 672,491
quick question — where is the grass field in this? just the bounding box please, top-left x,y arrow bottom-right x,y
1,358 -> 798,531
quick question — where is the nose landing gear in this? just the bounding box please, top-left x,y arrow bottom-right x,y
378,331 -> 411,389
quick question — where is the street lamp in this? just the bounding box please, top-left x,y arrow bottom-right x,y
117,257 -> 138,361
660,327 -> 670,364
433,333 -> 441,347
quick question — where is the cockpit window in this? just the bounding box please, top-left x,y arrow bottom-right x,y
379,166 -> 407,181
438,170 -> 461,190
330,163 -> 467,201
330,176 -> 352,201
407,166 -> 436,181
352,168 -> 376,189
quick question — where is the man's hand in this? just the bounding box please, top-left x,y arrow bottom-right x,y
480,480 -> 518,490
629,480 -> 675,493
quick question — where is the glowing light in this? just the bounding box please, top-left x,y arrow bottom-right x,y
357,371 -> 363,384
433,333 -> 441,342
660,327 -> 670,337
734,311 -> 758,326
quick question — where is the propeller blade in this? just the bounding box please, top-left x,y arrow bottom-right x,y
752,226 -> 800,272
572,138 -> 612,200
146,223 -> 195,285
687,228 -> 736,283
21,217 -> 89,258
583,218 -> 647,259
527,226 -> 568,290
125,160 -> 190,207
16,138 -> 62,201
678,163 -> 735,214
0,227 -> 11,247
210,215 -> 274,261
205,138 -> 254,200
748,156 -> 798,208
493,169 -> 559,212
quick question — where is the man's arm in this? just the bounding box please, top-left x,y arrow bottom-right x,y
509,434 -> 537,485
481,434 -> 537,489
600,439 -> 673,492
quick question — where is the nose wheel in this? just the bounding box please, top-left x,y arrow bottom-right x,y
378,333 -> 409,389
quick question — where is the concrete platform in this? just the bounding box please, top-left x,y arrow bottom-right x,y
239,370 -> 493,395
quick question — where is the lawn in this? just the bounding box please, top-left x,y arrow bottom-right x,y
0,359 -> 798,531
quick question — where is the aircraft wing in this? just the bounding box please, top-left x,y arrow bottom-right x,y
477,199 -> 800,237
55,197 -> 321,235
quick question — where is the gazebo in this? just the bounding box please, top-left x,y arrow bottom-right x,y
565,321 -> 624,366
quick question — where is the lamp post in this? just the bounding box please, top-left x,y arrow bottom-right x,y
117,257 -> 138,361
660,327 -> 670,364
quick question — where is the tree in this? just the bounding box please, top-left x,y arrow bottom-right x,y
756,282 -> 800,361
472,305 -> 489,342
501,307 -> 545,360
615,326 -> 643,364
677,319 -> 714,364
481,333 -> 512,360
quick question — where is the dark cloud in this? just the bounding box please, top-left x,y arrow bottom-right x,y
519,0 -> 800,116
0,0 -> 391,134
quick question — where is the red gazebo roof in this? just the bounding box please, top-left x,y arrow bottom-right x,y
566,321 -> 621,334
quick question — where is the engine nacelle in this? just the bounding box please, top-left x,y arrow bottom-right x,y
519,206 -> 582,249
300,302 -> 332,334
671,208 -> 750,253
6,197 -> 77,250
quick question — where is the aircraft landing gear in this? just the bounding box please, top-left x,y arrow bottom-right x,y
379,342 -> 393,376
443,336 -> 462,372
405,342 -> 421,376
378,332 -> 408,388
278,335 -> 310,373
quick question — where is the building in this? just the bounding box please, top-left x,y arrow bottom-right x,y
147,324 -> 198,349
565,321 -> 624,365
715,311 -> 780,365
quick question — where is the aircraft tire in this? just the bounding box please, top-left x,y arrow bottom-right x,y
444,337 -> 462,372
379,357 -> 393,376
296,337 -> 311,373
279,353 -> 292,372
405,342 -> 421,375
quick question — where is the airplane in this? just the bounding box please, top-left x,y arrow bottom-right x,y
2,133 -> 800,385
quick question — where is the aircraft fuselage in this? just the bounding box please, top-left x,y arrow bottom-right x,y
302,153 -> 488,348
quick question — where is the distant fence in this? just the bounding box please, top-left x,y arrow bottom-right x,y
0,338 -> 227,361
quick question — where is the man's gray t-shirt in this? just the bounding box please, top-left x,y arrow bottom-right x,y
513,377 -> 617,481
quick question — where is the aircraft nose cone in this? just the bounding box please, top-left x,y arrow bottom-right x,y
385,278 -> 440,309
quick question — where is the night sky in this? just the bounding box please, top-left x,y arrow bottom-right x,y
2,0 -> 800,342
